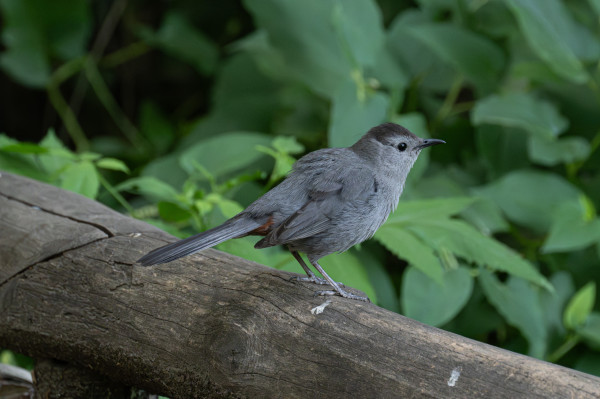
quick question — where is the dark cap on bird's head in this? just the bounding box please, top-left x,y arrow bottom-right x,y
353,122 -> 445,152
365,122 -> 418,143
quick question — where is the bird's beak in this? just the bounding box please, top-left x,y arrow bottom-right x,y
416,138 -> 445,150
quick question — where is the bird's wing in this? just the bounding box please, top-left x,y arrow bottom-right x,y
255,164 -> 375,248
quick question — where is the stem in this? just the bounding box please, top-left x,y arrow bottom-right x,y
68,0 -> 128,120
97,172 -> 134,214
100,41 -> 150,69
44,0 -> 147,153
448,101 -> 475,117
84,61 -> 143,147
46,84 -> 90,152
547,335 -> 580,363
51,57 -> 87,86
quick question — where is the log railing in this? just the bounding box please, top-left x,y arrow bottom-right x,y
1,172 -> 599,398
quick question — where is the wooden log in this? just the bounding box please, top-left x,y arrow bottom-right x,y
33,359 -> 130,399
0,171 -> 599,398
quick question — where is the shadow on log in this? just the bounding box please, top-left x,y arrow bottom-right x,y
0,172 -> 599,398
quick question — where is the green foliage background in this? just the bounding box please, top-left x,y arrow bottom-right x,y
1,0 -> 600,378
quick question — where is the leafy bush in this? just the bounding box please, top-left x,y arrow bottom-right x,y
1,0 -> 599,377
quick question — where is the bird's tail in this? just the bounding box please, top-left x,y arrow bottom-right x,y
138,217 -> 261,266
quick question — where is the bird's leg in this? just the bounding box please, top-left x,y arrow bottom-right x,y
288,250 -> 331,285
309,259 -> 370,302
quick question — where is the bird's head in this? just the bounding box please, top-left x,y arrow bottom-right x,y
351,123 -> 445,179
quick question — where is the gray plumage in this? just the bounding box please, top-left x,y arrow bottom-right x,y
138,122 -> 445,301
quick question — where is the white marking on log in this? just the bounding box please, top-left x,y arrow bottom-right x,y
448,366 -> 462,387
311,300 -> 332,315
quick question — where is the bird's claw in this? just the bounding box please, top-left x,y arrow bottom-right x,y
289,275 -> 344,287
314,289 -> 370,302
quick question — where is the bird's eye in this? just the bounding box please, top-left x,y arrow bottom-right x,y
397,142 -> 407,152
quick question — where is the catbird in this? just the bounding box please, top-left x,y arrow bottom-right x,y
138,123 -> 445,301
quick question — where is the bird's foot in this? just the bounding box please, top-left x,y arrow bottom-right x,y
314,288 -> 370,302
289,275 -> 344,286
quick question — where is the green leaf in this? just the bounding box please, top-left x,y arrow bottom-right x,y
272,136 -> 304,154
37,0 -> 90,59
409,219 -> 551,290
244,0 -> 385,98
472,92 -> 569,140
60,161 -> 99,199
528,136 -> 590,166
0,142 -> 48,154
542,199 -> 600,253
116,176 -> 179,202
0,1 -> 50,86
179,132 -> 272,178
445,287 -> 504,338
510,61 -> 564,85
142,153 -> 187,192
218,236 -> 296,271
217,199 -> 244,219
460,197 -> 510,236
328,79 -> 388,147
472,0 -> 518,38
96,158 -> 130,174
375,225 -> 443,283
475,125 -> 529,178
354,247 -> 399,312
0,0 -> 91,87
402,265 -> 473,327
389,197 -> 476,223
505,0 -> 600,83
475,170 -> 581,233
578,313 -> 600,349
141,11 -> 218,75
368,42 -> 408,90
78,152 -> 102,161
563,282 -> 596,330
0,152 -> 46,181
0,349 -> 33,369
386,10 -> 455,92
376,198 -> 477,284
406,23 -> 504,94
0,134 -> 17,147
0,134 -> 45,179
38,129 -> 74,174
479,270 -> 547,358
415,0 -> 460,13
540,272 -> 575,336
588,0 -> 600,15
157,201 -> 192,223
256,136 -> 305,185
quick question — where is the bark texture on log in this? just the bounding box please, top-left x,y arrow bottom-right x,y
33,359 -> 130,399
0,172 -> 599,398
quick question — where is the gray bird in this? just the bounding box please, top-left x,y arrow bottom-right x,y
138,123 -> 445,301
